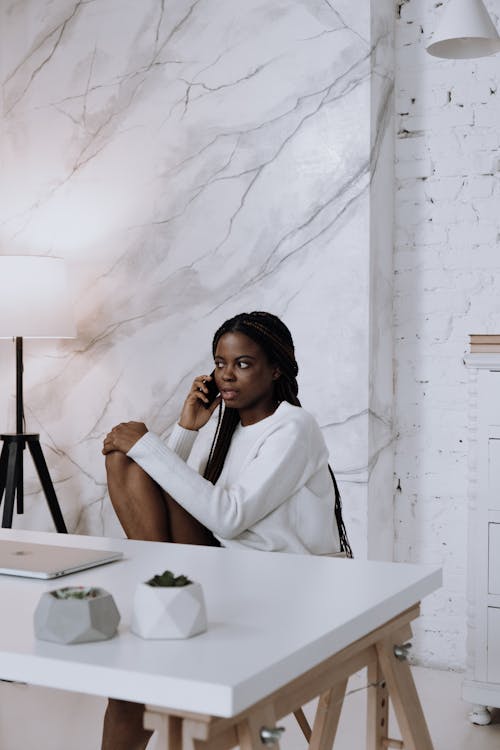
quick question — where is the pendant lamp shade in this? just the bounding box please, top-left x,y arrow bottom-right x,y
427,0 -> 500,59
0,256 -> 76,338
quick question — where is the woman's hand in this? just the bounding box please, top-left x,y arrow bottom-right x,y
102,421 -> 148,455
178,374 -> 221,431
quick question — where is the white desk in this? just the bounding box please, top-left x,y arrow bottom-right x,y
0,529 -> 441,750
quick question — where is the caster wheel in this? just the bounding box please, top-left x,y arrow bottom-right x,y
469,705 -> 491,726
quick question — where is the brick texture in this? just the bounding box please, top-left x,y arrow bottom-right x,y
395,0 -> 500,669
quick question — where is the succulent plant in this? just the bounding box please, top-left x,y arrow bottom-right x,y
51,586 -> 101,600
145,570 -> 192,587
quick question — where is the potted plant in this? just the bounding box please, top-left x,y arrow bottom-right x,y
131,570 -> 207,639
34,586 -> 120,644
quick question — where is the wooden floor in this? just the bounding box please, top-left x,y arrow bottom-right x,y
1,666 -> 500,749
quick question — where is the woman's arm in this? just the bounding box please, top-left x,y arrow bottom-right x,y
127,418 -> 316,539
102,373 -> 221,460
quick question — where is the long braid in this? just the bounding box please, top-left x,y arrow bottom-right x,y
274,378 -> 352,556
328,467 -> 353,558
203,311 -> 353,557
203,407 -> 239,484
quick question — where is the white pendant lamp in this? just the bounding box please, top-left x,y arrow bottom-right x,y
427,0 -> 500,59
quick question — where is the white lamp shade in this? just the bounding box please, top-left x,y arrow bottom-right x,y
0,256 -> 76,338
427,0 -> 500,59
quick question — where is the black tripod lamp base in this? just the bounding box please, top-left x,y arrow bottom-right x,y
0,433 -> 68,533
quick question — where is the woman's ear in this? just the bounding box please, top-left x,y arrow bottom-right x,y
272,367 -> 281,381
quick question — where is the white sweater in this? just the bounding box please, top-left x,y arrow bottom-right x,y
128,402 -> 341,555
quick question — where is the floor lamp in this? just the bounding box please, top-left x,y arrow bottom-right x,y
0,256 -> 76,532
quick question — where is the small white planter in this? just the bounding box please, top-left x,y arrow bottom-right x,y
131,581 -> 207,639
34,586 -> 120,645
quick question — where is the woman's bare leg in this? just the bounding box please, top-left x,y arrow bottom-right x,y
105,451 -> 171,541
101,700 -> 152,750
163,491 -> 221,546
105,451 -> 218,545
102,451 -> 219,750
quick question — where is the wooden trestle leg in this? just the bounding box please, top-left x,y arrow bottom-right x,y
376,634 -> 434,750
144,604 -> 434,750
366,657 -> 390,750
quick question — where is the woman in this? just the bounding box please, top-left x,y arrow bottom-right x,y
101,311 -> 351,750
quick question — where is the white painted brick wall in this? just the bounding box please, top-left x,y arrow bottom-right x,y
395,0 -> 500,670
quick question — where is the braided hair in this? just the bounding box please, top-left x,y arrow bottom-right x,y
203,311 -> 352,558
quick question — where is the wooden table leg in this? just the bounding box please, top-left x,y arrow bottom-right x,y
366,659 -> 389,750
293,708 -> 311,742
309,680 -> 348,750
375,633 -> 434,750
143,606 -> 433,750
237,704 -> 281,750
143,710 -> 182,750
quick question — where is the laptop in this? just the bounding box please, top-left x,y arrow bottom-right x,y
0,540 -> 123,579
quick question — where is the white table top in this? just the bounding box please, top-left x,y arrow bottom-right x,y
0,529 -> 441,718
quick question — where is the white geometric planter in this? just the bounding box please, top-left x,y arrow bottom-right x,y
131,581 -> 207,639
34,587 -> 120,645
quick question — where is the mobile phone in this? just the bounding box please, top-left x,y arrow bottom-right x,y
202,370 -> 219,409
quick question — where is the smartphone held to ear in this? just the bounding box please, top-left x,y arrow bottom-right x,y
203,371 -> 219,408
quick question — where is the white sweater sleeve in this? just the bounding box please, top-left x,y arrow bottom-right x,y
127,419 -> 313,539
166,423 -> 198,462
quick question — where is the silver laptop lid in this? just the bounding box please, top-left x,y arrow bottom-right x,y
0,540 -> 123,579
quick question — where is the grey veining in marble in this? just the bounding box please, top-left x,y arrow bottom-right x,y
368,0 -> 395,560
0,1 -> 393,557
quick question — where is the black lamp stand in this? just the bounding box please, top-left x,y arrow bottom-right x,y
0,337 -> 67,532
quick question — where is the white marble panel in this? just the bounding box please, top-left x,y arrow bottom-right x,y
0,1 -> 387,556
368,0 -> 395,560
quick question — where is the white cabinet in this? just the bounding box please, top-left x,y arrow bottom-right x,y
487,608 -> 500,683
489,524 -> 500,595
463,356 -> 500,723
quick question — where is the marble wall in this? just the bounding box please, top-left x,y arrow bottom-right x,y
368,0 -> 395,561
0,1 -> 393,559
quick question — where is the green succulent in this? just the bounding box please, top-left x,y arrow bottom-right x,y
146,570 -> 192,587
52,586 -> 100,600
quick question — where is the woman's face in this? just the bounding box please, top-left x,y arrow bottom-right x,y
213,332 -> 280,422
